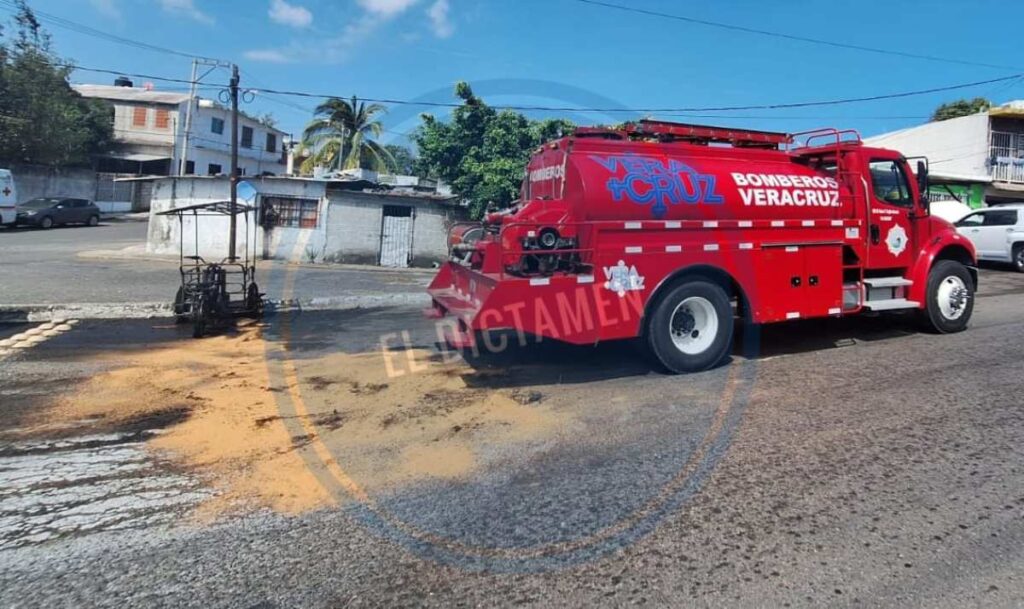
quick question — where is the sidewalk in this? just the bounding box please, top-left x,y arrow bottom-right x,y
0,291 -> 431,322
100,212 -> 150,222
0,219 -> 444,320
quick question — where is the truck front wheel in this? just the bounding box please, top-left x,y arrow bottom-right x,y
919,260 -> 974,334
645,280 -> 734,374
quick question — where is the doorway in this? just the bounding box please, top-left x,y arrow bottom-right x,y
379,205 -> 414,267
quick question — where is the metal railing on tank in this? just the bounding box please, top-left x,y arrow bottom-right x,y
787,128 -> 862,153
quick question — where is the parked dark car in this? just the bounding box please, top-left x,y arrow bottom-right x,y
15,198 -> 101,229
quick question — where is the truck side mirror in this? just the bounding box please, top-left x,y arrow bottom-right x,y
916,160 -> 930,214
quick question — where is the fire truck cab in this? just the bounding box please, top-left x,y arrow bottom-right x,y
427,120 -> 977,373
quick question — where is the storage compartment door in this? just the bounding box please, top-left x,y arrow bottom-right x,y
750,246 -> 806,323
802,244 -> 843,317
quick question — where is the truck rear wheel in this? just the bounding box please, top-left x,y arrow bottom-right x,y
645,280 -> 734,373
919,260 -> 974,334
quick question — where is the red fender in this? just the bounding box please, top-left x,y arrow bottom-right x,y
907,229 -> 977,305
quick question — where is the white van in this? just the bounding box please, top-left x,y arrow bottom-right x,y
0,169 -> 16,226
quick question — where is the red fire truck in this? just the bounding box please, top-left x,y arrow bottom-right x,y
426,120 -> 977,373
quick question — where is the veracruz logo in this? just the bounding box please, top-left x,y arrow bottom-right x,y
590,155 -> 724,218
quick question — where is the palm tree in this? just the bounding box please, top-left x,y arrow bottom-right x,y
300,96 -> 392,174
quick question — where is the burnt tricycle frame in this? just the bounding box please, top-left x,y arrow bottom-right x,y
158,200 -> 264,338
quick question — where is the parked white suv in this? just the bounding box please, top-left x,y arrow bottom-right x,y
955,204 -> 1024,272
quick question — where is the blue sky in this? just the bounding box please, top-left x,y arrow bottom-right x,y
12,0 -> 1024,147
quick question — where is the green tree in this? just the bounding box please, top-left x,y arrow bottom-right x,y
931,97 -> 992,122
0,1 -> 113,166
256,112 -> 277,129
383,143 -> 417,175
300,96 -> 392,174
412,82 -> 575,219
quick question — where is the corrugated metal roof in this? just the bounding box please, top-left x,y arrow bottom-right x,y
73,84 -> 190,105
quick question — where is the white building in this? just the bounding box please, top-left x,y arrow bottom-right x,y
74,80 -> 288,178
865,101 -> 1024,204
146,176 -> 467,267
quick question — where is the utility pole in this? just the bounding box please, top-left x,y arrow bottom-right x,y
179,58 -> 229,176
228,64 -> 240,263
179,59 -> 198,176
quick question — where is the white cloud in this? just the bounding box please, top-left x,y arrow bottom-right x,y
245,0 -> 455,65
243,49 -> 294,64
90,0 -> 122,19
355,0 -> 421,17
427,0 -> 454,38
269,0 -> 313,28
158,0 -> 214,25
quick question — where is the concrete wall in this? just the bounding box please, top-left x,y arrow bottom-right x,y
176,103 -> 287,177
147,177 -> 251,260
864,113 -> 991,180
111,101 -> 181,147
147,176 -> 329,261
321,193 -> 385,264
146,176 -> 464,266
8,164 -> 97,205
411,203 -> 458,266
321,191 -> 464,266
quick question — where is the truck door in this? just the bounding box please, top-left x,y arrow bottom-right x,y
865,159 -> 916,269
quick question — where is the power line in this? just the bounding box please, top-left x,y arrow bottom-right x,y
0,0 -> 224,62
61,64 -> 215,87
248,72 -> 1024,113
570,0 -> 1021,72
60,63 -> 1021,118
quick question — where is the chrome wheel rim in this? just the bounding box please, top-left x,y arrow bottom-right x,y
937,275 -> 969,321
670,296 -> 718,355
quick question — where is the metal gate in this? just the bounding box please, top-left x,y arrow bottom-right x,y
379,205 -> 414,267
990,130 -> 1024,184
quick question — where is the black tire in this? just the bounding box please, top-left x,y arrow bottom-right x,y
645,280 -> 734,373
246,282 -> 263,319
1013,243 -> 1024,273
87,215 -> 99,227
919,260 -> 974,334
38,216 -> 52,229
191,294 -> 208,338
173,286 -> 190,324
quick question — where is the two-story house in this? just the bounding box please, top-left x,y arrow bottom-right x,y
74,79 -> 288,178
865,101 -> 1024,207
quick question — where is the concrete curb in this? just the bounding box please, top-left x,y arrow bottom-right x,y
0,293 -> 431,322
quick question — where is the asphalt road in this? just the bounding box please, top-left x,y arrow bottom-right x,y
0,220 -> 433,305
1,268 -> 1023,608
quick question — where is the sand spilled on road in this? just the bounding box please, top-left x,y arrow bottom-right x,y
41,324 -> 567,516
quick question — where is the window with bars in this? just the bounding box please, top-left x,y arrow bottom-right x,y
241,126 -> 254,149
262,196 -> 319,228
155,108 -> 171,130
132,106 -> 148,127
